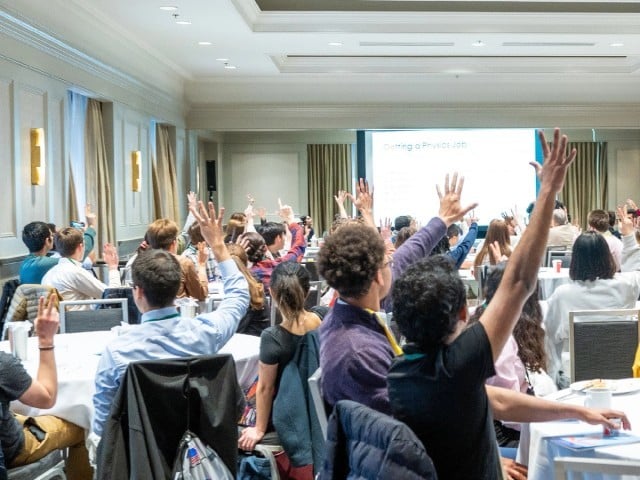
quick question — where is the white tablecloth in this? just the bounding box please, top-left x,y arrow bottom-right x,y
0,330 -> 260,431
518,381 -> 640,480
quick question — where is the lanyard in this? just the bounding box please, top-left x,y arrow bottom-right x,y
144,313 -> 180,323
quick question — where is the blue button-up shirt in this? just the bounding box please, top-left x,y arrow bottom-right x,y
91,258 -> 249,436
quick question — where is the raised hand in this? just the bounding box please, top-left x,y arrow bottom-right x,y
537,129 -> 577,193
190,201 -> 228,261
85,204 -> 96,228
334,190 -> 349,219
617,205 -> 634,237
379,217 -> 392,241
35,294 -> 59,346
436,173 -> 479,227
347,178 -> 375,228
256,206 -> 267,221
277,198 -> 294,224
103,243 -> 119,269
187,191 -> 197,210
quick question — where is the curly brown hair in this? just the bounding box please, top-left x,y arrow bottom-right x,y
318,223 -> 385,298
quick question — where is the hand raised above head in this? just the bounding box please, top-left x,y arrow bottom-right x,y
35,294 -> 59,343
277,198 -> 295,224
537,128 -> 577,193
190,201 -> 227,260
103,243 -> 119,268
186,191 -> 197,210
436,172 -> 479,227
617,205 -> 634,237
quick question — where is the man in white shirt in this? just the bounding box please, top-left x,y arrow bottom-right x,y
547,208 -> 578,250
588,209 -> 623,270
42,227 -> 120,310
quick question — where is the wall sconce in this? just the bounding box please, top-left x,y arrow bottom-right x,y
30,128 -> 45,186
131,150 -> 141,192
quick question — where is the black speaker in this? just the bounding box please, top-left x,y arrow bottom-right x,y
206,160 -> 217,191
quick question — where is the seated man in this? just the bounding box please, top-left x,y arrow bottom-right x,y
145,219 -> 208,301
547,208 -> 578,250
91,202 -> 249,438
1,295 -> 91,480
41,227 -> 120,309
19,222 -> 58,284
257,221 -> 286,259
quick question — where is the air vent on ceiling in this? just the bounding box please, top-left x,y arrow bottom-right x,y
502,42 -> 596,47
360,41 -> 455,47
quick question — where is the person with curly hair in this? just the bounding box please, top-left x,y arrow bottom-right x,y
387,129 -> 584,479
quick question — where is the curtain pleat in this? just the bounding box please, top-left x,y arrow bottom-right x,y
153,125 -> 180,221
84,99 -> 114,253
68,167 -> 79,223
560,142 -> 608,228
307,144 -> 352,235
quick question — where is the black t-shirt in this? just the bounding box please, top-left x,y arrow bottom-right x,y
0,352 -> 32,463
388,322 -> 502,480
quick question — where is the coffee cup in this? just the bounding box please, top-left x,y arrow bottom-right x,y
7,322 -> 31,361
552,259 -> 562,273
584,387 -> 612,409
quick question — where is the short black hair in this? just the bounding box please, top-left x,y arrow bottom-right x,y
394,215 -> 412,231
258,222 -> 286,247
22,221 -> 52,252
570,232 -> 616,281
446,224 -> 462,239
392,255 -> 465,350
317,223 -> 385,298
132,249 -> 181,308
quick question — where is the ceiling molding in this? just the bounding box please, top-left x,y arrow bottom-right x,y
187,103 -> 640,130
0,9 -> 184,116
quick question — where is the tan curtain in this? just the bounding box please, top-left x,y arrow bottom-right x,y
68,167 -> 79,224
84,99 -> 114,253
308,144 -> 352,235
560,142 -> 608,229
153,125 -> 180,221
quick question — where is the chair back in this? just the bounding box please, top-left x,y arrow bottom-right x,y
544,245 -> 568,267
301,261 -> 320,281
2,284 -> 61,340
304,281 -> 323,311
554,456 -> 640,479
0,279 -> 20,339
308,367 -> 328,440
101,287 -> 141,324
59,298 -> 128,334
569,308 -> 640,382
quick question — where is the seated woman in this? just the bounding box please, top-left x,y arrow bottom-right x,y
545,231 -> 640,386
469,262 -> 555,450
226,243 -> 268,336
473,219 -> 512,267
237,263 -> 325,468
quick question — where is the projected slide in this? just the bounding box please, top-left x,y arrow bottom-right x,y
370,129 -> 538,225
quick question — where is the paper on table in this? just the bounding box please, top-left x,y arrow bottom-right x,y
550,432 -> 640,450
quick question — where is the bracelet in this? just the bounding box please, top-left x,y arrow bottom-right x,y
38,345 -> 55,351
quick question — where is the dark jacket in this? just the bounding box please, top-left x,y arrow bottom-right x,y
97,354 -> 245,479
319,400 -> 438,480
272,330 -> 323,472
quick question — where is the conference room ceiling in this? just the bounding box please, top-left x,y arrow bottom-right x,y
4,0 -> 640,106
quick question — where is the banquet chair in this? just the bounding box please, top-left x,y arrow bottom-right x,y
2,284 -> 61,340
569,308 -> 640,382
59,298 -> 128,334
318,400 -> 437,480
7,449 -> 66,480
304,281 -> 323,310
96,354 -> 244,480
554,456 -> 640,479
308,367 -> 329,440
101,287 -> 141,324
301,261 -> 320,281
545,247 -> 570,268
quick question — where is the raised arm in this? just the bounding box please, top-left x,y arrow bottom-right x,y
334,190 -> 349,219
619,204 -> 640,271
347,178 -> 375,229
190,201 -> 229,263
480,128 -> 576,361
19,295 -> 59,409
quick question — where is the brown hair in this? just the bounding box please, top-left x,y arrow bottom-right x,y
55,227 -> 84,257
474,219 -> 512,267
146,219 -> 179,250
270,261 -> 310,323
587,209 -> 609,233
227,243 -> 265,310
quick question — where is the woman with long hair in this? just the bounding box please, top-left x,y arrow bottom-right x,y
474,219 -> 512,267
238,262 -> 325,456
545,231 -> 640,386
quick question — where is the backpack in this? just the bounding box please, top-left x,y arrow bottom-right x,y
172,431 -> 234,480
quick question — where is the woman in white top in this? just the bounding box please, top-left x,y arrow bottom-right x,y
544,231 -> 640,386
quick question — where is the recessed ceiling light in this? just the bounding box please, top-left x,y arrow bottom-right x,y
175,20 -> 191,25
610,42 -> 624,47
328,42 -> 343,47
215,58 -> 229,62
472,40 -> 485,47
160,6 -> 178,11
198,41 -> 212,46
224,64 -> 237,70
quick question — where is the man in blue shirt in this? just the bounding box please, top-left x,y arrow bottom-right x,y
19,222 -> 58,284
91,202 -> 249,438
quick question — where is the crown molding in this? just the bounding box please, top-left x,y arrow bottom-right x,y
0,9 -> 185,120
187,103 -> 640,130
